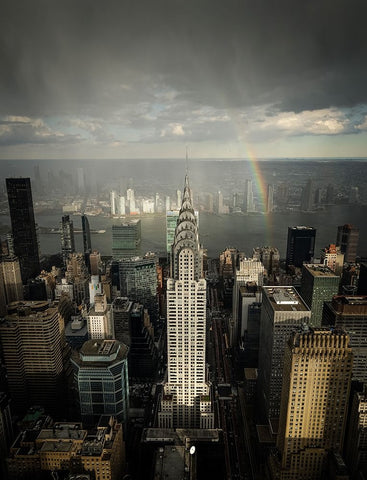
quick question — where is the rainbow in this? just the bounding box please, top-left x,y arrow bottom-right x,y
229,109 -> 273,245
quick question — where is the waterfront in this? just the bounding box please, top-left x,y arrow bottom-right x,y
2,203 -> 367,259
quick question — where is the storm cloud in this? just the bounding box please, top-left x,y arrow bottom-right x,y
0,0 -> 366,157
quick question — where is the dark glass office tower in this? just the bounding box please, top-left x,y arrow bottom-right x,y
286,225 -> 316,269
6,178 -> 40,283
81,214 -> 92,254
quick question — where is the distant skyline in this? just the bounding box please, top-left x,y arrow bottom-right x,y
1,1 -> 367,160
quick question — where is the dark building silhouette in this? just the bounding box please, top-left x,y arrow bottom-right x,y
60,215 -> 75,264
286,226 -> 316,269
358,263 -> 367,295
336,224 -> 359,263
6,178 -> 40,283
81,214 -> 92,253
300,179 -> 313,211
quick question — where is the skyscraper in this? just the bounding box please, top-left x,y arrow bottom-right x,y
112,220 -> 141,259
0,301 -> 66,415
81,214 -> 92,254
286,226 -> 316,269
266,184 -> 274,213
6,178 -> 40,283
158,175 -> 214,429
0,257 -> 23,304
71,339 -> 129,425
271,327 -> 352,480
243,179 -> 254,212
320,243 -> 344,273
118,254 -> 158,324
300,178 -> 313,211
323,295 -> 367,383
300,264 -> 340,327
336,224 -> 359,263
258,287 -> 311,420
231,256 -> 264,347
60,215 -> 75,264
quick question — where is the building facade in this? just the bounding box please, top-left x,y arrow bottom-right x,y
323,295 -> 367,383
258,287 -> 311,420
300,264 -> 340,327
71,339 -> 129,425
112,220 -> 141,259
286,226 -> 316,269
60,214 -> 75,264
271,328 -> 353,480
0,302 -> 66,415
6,178 -> 40,283
336,224 -> 359,263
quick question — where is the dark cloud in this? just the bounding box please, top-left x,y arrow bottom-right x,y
0,0 -> 366,119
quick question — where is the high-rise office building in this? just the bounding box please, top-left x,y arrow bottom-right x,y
357,262 -> 367,295
271,327 -> 352,480
0,257 -> 23,304
81,214 -> 92,254
286,226 -> 316,269
253,246 -> 280,275
118,254 -> 158,324
0,393 -> 13,479
336,224 -> 359,263
71,339 -> 129,425
326,183 -> 335,204
345,387 -> 367,477
323,295 -> 367,383
258,287 -> 311,420
231,257 -> 264,347
300,264 -> 340,327
158,175 -> 214,429
60,214 -> 75,264
320,243 -> 344,273
0,301 -> 66,415
65,253 -> 89,305
129,303 -> 158,380
300,178 -> 313,211
89,249 -> 102,275
266,184 -> 274,213
87,293 -> 113,340
112,220 -> 141,259
243,179 -> 254,213
112,297 -> 133,347
6,178 -> 40,283
110,190 -> 116,215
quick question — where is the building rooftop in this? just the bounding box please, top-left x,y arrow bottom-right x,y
154,445 -> 187,479
303,264 -> 339,278
73,339 -> 128,366
37,424 -> 86,442
263,286 -> 309,312
40,441 -> 74,453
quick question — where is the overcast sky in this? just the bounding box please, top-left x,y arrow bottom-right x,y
0,0 -> 367,160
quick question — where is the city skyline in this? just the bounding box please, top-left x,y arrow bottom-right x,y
0,1 -> 366,160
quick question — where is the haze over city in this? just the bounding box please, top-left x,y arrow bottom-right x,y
0,0 -> 367,160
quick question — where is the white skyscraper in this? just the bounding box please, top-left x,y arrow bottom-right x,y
110,191 -> 116,216
158,175 -> 214,429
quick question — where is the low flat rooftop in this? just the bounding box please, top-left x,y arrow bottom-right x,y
154,445 -> 186,479
40,441 -> 74,453
263,287 -> 309,312
303,264 -> 339,277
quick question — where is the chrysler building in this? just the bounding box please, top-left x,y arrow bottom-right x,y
158,174 -> 214,429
